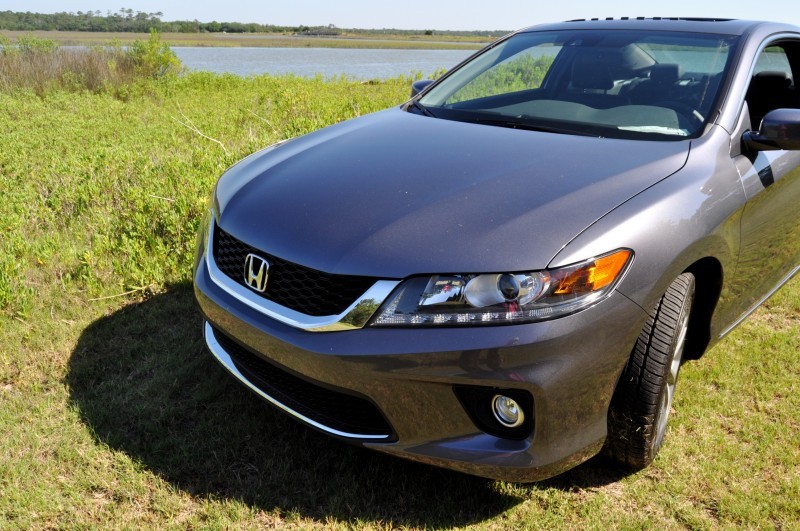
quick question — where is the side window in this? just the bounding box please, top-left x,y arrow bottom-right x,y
745,43 -> 799,129
753,46 -> 793,79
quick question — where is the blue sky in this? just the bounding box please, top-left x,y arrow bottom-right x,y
3,0 -> 799,30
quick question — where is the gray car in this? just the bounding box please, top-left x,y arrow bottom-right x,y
194,18 -> 800,481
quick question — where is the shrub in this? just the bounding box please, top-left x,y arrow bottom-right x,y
127,29 -> 181,79
16,34 -> 59,54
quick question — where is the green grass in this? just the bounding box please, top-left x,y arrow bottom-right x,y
1,69 -> 799,528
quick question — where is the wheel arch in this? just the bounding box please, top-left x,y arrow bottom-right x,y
682,257 -> 723,360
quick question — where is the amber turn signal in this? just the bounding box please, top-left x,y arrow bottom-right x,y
553,249 -> 632,295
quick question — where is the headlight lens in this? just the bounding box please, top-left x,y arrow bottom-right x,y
370,249 -> 632,326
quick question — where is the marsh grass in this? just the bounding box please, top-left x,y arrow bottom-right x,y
0,31 -> 179,96
0,45 -> 131,95
0,29 -> 490,50
0,61 -> 799,527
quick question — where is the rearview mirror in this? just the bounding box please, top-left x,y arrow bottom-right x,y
743,108 -> 800,151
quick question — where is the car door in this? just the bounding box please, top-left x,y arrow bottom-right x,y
726,39 -> 800,333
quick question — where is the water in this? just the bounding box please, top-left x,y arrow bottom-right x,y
172,47 -> 474,79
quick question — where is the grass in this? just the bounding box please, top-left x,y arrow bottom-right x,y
0,32 -> 180,96
1,62 -> 799,527
0,30 -> 489,50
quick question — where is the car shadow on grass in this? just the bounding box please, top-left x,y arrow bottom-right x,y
67,282 -> 629,526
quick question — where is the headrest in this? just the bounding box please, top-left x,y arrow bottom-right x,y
751,71 -> 791,92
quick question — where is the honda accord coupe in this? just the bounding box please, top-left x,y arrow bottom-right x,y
194,18 -> 800,481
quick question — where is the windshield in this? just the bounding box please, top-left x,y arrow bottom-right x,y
416,29 -> 738,140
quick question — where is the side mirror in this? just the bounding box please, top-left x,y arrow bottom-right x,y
410,79 -> 434,98
742,108 -> 800,151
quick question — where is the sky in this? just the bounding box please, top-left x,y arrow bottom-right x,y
2,0 -> 799,31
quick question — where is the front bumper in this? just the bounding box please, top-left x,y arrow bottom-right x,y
194,246 -> 648,482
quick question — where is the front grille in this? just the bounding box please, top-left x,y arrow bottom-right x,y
213,327 -> 395,439
213,224 -> 378,316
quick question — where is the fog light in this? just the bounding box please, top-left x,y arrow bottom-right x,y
492,394 -> 524,428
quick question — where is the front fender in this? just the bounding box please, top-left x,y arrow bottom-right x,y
548,126 -> 745,334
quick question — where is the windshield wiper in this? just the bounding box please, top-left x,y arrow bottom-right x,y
407,100 -> 436,118
472,117 -> 598,137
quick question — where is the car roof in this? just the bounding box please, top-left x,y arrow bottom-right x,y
519,18 -> 796,37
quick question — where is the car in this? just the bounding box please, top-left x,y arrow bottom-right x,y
193,17 -> 800,482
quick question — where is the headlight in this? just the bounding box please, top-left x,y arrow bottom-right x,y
370,249 -> 632,326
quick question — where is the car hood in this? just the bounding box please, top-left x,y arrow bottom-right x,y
215,107 -> 689,277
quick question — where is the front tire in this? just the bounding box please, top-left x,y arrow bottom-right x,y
604,272 -> 695,469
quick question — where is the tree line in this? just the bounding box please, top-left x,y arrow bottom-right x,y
0,9 -> 284,33
0,8 -> 507,36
